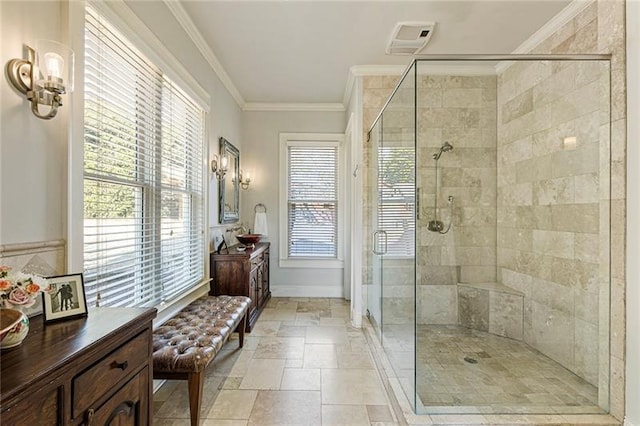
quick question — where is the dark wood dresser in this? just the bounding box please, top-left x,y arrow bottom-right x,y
0,307 -> 156,425
210,242 -> 270,331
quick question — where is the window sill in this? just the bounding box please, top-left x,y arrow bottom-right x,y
279,259 -> 344,269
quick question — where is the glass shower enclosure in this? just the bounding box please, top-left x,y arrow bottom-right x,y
365,55 -> 612,416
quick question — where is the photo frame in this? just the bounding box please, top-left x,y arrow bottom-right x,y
43,274 -> 88,323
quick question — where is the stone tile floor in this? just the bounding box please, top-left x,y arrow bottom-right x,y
154,297 -> 620,425
153,297 -> 399,425
414,325 -> 601,413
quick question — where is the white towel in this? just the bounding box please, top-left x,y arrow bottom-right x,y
254,212 -> 268,237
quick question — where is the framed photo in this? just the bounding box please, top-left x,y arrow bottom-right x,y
43,274 -> 88,322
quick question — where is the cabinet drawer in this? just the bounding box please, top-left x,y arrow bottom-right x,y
250,254 -> 264,269
1,382 -> 61,425
81,367 -> 148,426
72,331 -> 149,418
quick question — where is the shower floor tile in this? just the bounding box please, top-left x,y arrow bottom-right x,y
414,325 -> 601,413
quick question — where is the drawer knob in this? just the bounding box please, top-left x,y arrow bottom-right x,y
86,408 -> 95,426
111,360 -> 129,371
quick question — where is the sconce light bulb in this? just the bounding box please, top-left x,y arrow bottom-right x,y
44,52 -> 64,80
221,155 -> 229,171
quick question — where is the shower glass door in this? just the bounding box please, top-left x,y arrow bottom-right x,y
367,119 -> 383,339
367,64 -> 418,410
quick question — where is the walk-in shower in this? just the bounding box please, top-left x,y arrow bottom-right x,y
365,55 -> 611,416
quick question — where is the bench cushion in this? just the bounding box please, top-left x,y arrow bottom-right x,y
152,295 -> 250,373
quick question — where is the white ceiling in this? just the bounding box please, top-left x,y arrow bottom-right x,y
178,0 -> 573,105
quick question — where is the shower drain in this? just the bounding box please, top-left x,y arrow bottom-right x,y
464,356 -> 478,364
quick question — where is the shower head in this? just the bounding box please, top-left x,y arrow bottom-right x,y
433,142 -> 454,160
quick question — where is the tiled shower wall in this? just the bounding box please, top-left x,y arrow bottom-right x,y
495,2 -> 625,409
526,3 -> 626,417
496,59 -> 607,387
416,75 -> 497,325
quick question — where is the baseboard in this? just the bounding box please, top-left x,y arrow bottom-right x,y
271,284 -> 343,298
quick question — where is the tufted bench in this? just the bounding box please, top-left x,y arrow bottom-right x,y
152,295 -> 251,426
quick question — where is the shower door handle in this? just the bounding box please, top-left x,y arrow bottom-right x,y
372,230 -> 388,255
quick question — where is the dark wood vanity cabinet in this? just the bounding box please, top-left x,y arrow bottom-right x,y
0,307 -> 156,425
210,242 -> 271,331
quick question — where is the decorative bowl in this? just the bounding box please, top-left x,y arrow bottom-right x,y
236,234 -> 262,246
1,308 -> 29,349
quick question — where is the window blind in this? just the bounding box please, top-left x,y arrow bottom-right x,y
83,5 -> 205,308
287,145 -> 338,257
378,146 -> 415,257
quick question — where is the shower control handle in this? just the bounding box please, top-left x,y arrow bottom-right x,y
372,230 -> 388,255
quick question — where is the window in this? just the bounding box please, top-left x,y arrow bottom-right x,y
378,146 -> 415,257
279,133 -> 344,268
83,5 -> 205,308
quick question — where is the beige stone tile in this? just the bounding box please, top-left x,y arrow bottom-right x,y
337,351 -> 375,369
156,375 -> 222,419
295,312 -> 321,325
320,316 -> 350,326
322,404 -> 370,425
277,324 -> 307,337
305,325 -> 349,344
239,358 -> 285,390
250,320 -> 281,336
286,358 -> 304,368
153,420 -> 192,426
259,308 -> 297,321
201,421 -> 248,426
254,336 -> 305,359
248,390 -> 321,425
228,350 -> 256,378
207,390 -> 258,420
154,380 -> 180,402
321,369 -> 387,405
429,414 -> 488,424
222,377 -> 243,390
367,404 -> 395,422
280,368 -> 321,391
303,343 -> 338,369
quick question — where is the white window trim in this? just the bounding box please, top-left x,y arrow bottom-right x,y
279,133 -> 345,269
67,0 -> 211,314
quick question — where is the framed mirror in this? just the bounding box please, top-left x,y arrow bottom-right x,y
219,137 -> 240,223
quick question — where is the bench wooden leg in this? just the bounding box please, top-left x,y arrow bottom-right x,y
187,371 -> 204,426
239,313 -> 246,348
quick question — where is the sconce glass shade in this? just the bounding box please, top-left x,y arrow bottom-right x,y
35,39 -> 74,93
6,39 -> 74,119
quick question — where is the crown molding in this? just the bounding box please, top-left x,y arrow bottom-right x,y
243,103 -> 346,112
163,0 -> 245,108
495,0 -> 595,73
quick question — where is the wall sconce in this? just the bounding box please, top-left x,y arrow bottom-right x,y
6,40 -> 74,120
239,170 -> 251,190
211,154 -> 228,180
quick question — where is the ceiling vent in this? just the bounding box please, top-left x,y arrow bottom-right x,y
386,22 -> 436,55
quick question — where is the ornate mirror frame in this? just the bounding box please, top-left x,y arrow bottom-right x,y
219,137 -> 240,223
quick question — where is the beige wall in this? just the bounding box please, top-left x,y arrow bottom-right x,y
241,110 -> 347,297
1,1 -> 68,246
